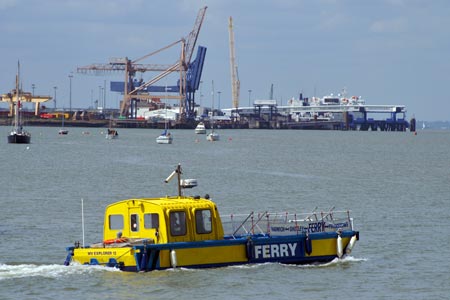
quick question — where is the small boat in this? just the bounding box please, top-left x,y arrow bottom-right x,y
8,62 -> 31,144
106,116 -> 118,139
206,80 -> 219,141
206,130 -> 219,141
156,90 -> 173,144
195,122 -> 206,134
58,109 -> 68,135
64,164 -> 359,272
156,129 -> 173,144
106,128 -> 118,139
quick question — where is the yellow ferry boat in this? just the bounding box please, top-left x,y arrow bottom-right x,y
64,164 -> 359,272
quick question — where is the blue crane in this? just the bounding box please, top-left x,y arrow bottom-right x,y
77,6 -> 208,120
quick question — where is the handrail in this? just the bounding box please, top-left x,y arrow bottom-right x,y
249,211 -> 268,235
232,211 -> 254,237
223,209 -> 353,237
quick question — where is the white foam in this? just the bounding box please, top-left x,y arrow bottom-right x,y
0,263 -> 119,281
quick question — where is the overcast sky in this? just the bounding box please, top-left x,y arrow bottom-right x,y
1,0 -> 449,121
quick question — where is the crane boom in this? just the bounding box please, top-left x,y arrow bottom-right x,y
76,6 -> 207,118
184,6 -> 207,66
228,16 -> 239,111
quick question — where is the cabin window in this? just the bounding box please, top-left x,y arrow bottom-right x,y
170,211 -> 186,236
144,213 -> 159,229
130,214 -> 139,232
195,209 -> 212,234
109,214 -> 124,230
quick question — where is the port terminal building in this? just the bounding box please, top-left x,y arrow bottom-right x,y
221,95 -> 411,131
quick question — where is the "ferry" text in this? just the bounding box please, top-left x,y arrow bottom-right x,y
254,243 -> 297,259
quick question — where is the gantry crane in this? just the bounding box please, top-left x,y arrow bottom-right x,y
1,88 -> 52,117
228,16 -> 240,119
77,6 -> 208,119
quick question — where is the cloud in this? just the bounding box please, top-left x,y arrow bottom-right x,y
370,17 -> 408,33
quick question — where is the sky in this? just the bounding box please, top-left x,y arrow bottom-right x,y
1,0 -> 449,121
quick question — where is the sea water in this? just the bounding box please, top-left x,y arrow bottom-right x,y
1,127 -> 449,299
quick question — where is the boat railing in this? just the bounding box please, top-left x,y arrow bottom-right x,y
222,210 -> 353,239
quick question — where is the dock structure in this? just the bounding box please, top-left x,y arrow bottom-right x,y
222,101 -> 410,131
286,103 -> 409,131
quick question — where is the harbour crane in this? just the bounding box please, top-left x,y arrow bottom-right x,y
1,89 -> 51,117
77,6 -> 208,119
228,16 -> 240,119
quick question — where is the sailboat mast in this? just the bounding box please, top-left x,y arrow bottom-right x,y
15,61 -> 20,131
211,80 -> 215,130
165,84 -> 168,130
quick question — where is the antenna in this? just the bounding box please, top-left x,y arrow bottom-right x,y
81,198 -> 85,247
164,164 -> 197,196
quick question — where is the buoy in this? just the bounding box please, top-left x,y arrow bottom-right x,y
346,235 -> 358,254
336,235 -> 343,258
170,249 -> 178,268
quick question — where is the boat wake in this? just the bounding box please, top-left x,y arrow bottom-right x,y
0,262 -> 119,281
225,256 -> 367,271
293,256 -> 368,269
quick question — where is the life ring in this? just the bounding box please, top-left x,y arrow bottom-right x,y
104,237 -> 128,244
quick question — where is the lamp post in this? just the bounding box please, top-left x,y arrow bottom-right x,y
98,86 -> 102,110
199,80 -> 203,107
32,84 -> 35,96
53,86 -> 57,110
217,91 -> 221,111
103,80 -> 107,109
248,89 -> 252,106
68,74 -> 73,114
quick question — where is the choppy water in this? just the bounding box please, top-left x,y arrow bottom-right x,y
1,127 -> 449,299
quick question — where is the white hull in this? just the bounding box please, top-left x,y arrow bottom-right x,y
195,123 -> 206,134
106,134 -> 118,140
195,128 -> 206,134
206,132 -> 219,141
156,135 -> 173,144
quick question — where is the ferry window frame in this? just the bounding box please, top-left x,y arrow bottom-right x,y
144,213 -> 159,229
169,211 -> 187,236
195,209 -> 212,234
130,214 -> 139,232
109,214 -> 124,230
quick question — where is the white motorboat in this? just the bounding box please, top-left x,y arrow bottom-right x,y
195,122 -> 206,134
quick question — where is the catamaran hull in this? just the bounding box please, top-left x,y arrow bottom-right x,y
8,133 -> 31,144
66,231 -> 358,272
